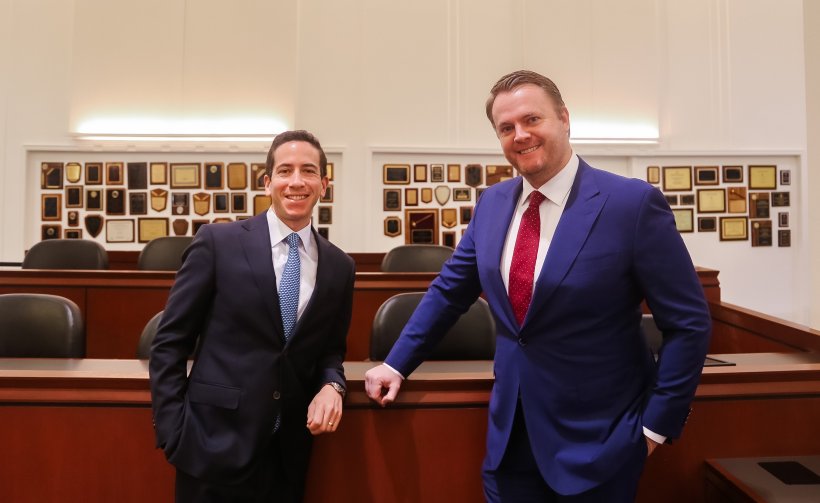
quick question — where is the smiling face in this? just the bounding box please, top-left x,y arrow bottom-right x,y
491,84 -> 572,188
264,140 -> 328,231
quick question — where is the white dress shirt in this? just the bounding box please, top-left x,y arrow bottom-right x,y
266,210 -> 318,322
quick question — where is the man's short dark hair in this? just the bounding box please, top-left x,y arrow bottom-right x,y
265,130 -> 328,178
485,70 -> 566,126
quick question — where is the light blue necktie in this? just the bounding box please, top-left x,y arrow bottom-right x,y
279,232 -> 301,341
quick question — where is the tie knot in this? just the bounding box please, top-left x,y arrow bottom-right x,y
528,191 -> 546,208
285,232 -> 300,249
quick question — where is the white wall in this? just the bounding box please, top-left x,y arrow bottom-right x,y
805,0 -> 820,328
0,0 -> 815,326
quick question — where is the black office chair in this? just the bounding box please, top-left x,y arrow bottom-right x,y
0,293 -> 85,357
370,292 -> 495,361
137,236 -> 194,271
641,314 -> 663,356
22,239 -> 109,270
136,310 -> 163,359
380,244 -> 454,273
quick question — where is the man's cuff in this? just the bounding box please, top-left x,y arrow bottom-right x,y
643,427 -> 667,445
383,363 -> 405,380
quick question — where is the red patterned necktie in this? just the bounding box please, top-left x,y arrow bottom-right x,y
509,191 -> 546,326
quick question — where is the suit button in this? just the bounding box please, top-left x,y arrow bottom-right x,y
518,338 -> 527,347
273,391 -> 281,400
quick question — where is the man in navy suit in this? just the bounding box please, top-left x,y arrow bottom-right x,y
365,70 -> 711,501
150,130 -> 355,502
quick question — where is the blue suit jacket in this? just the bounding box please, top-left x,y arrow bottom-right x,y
149,213 -> 355,483
386,158 -> 711,495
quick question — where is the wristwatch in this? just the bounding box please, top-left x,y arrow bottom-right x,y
326,381 -> 346,399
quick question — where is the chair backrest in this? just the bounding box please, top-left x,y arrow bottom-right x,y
137,236 -> 194,271
0,293 -> 85,357
136,310 -> 164,359
370,292 -> 496,361
380,244 -> 454,272
641,314 -> 663,355
22,239 -> 109,270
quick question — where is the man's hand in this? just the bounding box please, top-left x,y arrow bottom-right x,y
646,436 -> 660,457
364,364 -> 403,407
306,384 -> 343,436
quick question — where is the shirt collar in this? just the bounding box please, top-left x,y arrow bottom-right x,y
520,151 -> 579,207
266,209 -> 315,253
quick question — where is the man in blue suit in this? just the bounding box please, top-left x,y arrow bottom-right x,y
150,130 -> 355,502
365,70 -> 711,501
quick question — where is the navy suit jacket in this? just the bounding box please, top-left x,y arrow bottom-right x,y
385,158 -> 711,495
149,213 -> 355,483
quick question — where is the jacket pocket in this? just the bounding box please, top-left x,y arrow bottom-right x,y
187,380 -> 241,410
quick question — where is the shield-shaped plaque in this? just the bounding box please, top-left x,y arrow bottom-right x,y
193,192 -> 210,216
465,164 -> 483,187
151,189 -> 168,212
85,214 -> 104,238
441,208 -> 458,228
434,185 -> 450,206
421,188 -> 433,204
173,219 -> 189,236
65,162 -> 82,183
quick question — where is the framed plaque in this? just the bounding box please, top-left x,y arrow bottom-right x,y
697,217 -> 717,232
405,188 -> 418,206
420,187 -> 433,204
778,229 -> 791,247
751,220 -> 773,247
150,162 -> 167,185
251,163 -> 267,190
778,211 -> 789,228
65,186 -> 83,208
453,188 -> 471,202
679,194 -> 695,206
664,195 -> 678,206
204,162 -> 224,189
405,209 -> 439,245
727,187 -> 747,213
41,162 -> 64,189
384,189 -> 401,211
447,164 -> 461,183
430,164 -> 445,183
749,192 -> 770,218
41,194 -> 61,221
130,192 -> 147,215
42,224 -> 61,240
84,215 -> 103,238
441,208 -> 458,228
780,169 -> 791,186
227,163 -> 248,190
460,206 -> 473,225
317,206 -> 332,224
694,166 -> 719,185
321,184 -> 334,203
106,162 -> 124,185
151,188 -> 168,212
106,219 -> 135,243
442,231 -> 456,248
193,192 -> 210,216
384,216 -> 401,237
253,195 -> 271,215
212,217 -> 232,224
65,162 -> 82,183
476,188 -> 486,200
672,209 -> 694,233
170,163 -> 201,189
86,189 -> 103,211
67,211 -> 79,227
383,164 -> 411,184
465,164 -> 483,187
486,165 -> 514,186
434,185 -> 450,206
85,162 -> 103,185
662,166 -> 692,192
317,227 -> 329,240
172,219 -> 189,236
325,162 -> 334,181
127,162 -> 148,190
214,193 -> 229,213
771,192 -> 790,207
696,188 -> 726,213
646,166 -> 660,184
138,218 -> 169,243
231,193 -> 247,213
64,229 -> 82,239
192,220 -> 209,235
106,188 -> 126,215
748,165 -> 777,189
172,192 -> 190,215
719,217 -> 748,241
414,164 -> 427,182
722,165 -> 743,183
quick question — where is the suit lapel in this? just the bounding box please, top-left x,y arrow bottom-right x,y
239,213 -> 285,340
525,160 -> 607,325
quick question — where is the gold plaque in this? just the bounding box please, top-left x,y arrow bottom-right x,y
151,189 -> 168,212
662,166 -> 693,192
748,165 -> 777,190
420,188 -> 433,204
193,192 -> 211,216
150,162 -> 168,185
170,163 -> 201,188
227,163 -> 248,190
65,162 -> 82,183
253,195 -> 271,215
441,208 -> 458,228
138,218 -> 169,243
